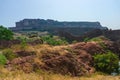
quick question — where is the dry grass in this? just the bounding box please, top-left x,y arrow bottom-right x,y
10,44 -> 68,57
0,68 -> 120,80
0,66 -> 119,80
1,44 -> 120,80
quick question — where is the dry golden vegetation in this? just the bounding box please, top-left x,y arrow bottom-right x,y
10,44 -> 68,57
0,43 -> 120,80
0,68 -> 120,80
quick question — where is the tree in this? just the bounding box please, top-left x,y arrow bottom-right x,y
0,25 -> 13,40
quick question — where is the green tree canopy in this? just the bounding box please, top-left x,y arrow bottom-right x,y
0,25 -> 13,40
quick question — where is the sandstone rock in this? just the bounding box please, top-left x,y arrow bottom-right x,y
40,49 -> 94,76
71,42 -> 104,55
6,56 -> 34,73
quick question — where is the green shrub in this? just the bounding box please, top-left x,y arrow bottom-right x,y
2,49 -> 17,60
0,25 -> 13,40
0,54 -> 7,65
93,51 -> 119,74
83,37 -> 90,42
41,35 -> 68,46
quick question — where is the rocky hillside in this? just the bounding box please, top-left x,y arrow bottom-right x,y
9,19 -> 107,35
0,39 -> 119,76
59,29 -> 120,42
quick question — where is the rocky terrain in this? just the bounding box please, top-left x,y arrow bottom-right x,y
0,39 -> 119,76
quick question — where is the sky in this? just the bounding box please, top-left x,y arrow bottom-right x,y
0,0 -> 120,29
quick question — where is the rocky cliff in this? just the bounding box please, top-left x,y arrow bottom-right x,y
59,29 -> 120,42
10,19 -> 107,35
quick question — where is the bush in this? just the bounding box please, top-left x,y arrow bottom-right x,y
41,35 -> 68,46
93,51 -> 119,74
0,25 -> 13,40
83,37 -> 90,42
20,38 -> 27,51
0,54 -> 7,65
2,49 -> 17,60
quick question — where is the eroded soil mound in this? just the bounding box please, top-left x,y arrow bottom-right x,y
40,49 -> 94,76
6,51 -> 36,73
39,42 -> 101,76
71,42 -> 105,55
7,55 -> 35,73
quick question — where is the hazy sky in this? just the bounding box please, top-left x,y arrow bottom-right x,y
0,0 -> 120,29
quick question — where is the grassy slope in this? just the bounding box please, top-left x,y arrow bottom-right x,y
0,43 -> 120,80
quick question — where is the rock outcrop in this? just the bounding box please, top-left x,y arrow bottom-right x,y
9,19 -> 107,35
